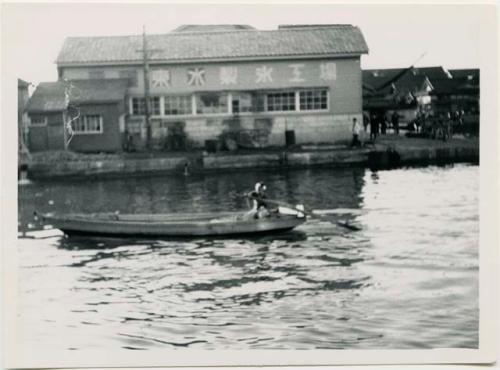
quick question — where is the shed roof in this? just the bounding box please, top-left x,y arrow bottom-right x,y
26,82 -> 66,112
56,25 -> 368,66
27,79 -> 129,113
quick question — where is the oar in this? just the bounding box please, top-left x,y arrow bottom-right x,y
249,197 -> 362,231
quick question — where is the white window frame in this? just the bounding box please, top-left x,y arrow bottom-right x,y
73,115 -> 104,135
29,115 -> 47,126
298,88 -> 330,112
163,95 -> 193,116
127,88 -> 330,119
130,96 -> 162,116
266,91 -> 296,112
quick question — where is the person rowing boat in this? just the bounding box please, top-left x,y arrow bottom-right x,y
246,182 -> 272,219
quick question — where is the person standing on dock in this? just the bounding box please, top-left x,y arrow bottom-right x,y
351,117 -> 361,148
370,112 -> 378,141
363,112 -> 370,132
381,114 -> 388,135
391,111 -> 400,135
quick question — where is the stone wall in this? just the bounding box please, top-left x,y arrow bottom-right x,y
128,113 -> 362,149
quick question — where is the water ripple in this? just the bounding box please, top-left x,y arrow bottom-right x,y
17,164 -> 479,350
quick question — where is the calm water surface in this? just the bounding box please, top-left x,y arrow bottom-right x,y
17,164 -> 478,350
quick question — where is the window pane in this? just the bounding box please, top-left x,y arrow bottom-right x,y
232,92 -> 264,113
132,97 -> 144,115
131,97 -> 160,115
299,89 -> 328,110
267,91 -> 295,112
150,97 -> 160,115
164,95 -> 191,115
73,115 -> 102,133
196,93 -> 228,114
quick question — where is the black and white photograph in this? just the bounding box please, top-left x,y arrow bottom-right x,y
1,1 -> 498,368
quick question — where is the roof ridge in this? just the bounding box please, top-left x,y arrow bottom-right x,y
62,24 -> 357,40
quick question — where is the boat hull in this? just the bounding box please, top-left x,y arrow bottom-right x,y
40,212 -> 305,237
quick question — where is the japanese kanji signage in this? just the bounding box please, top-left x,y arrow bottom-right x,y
146,61 -> 339,90
255,66 -> 273,83
220,66 -> 238,85
319,62 -> 337,81
187,68 -> 206,86
150,69 -> 171,88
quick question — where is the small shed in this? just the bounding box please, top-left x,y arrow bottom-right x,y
26,79 -> 129,152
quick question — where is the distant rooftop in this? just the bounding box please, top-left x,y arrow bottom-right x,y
56,24 -> 369,66
172,24 -> 255,32
278,24 -> 352,29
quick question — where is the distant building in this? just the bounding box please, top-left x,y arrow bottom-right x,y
362,66 -> 479,125
430,68 -> 479,115
27,24 -> 368,152
18,79 -> 30,155
363,67 -> 437,124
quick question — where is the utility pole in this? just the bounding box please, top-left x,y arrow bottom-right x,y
142,26 -> 152,151
137,25 -> 162,151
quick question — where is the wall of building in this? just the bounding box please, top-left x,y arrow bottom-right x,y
61,57 -> 362,114
61,56 -> 363,147
28,112 -> 65,151
69,103 -> 123,153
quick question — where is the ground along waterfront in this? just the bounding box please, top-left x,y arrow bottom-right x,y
17,164 -> 478,350
23,136 -> 479,179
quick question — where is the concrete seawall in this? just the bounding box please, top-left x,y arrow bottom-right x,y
26,137 -> 479,179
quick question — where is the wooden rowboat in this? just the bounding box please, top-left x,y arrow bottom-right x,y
38,210 -> 306,237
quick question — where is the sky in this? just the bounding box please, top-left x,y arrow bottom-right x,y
1,2 -> 489,87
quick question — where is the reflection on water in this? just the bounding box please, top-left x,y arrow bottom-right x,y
17,165 -> 478,350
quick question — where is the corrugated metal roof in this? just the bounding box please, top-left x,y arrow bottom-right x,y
27,79 -> 129,112
56,25 -> 368,65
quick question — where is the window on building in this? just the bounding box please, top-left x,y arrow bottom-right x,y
299,89 -> 328,111
73,115 -> 103,134
196,93 -> 228,114
164,95 -> 191,115
131,97 -> 161,115
231,93 -> 254,113
30,115 -> 47,126
266,91 -> 295,112
230,92 -> 266,113
88,70 -> 105,79
118,70 -> 138,87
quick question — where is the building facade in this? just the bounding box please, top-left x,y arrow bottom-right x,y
28,25 -> 369,152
